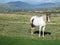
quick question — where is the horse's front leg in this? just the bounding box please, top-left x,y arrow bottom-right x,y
39,26 -> 42,37
42,26 -> 45,37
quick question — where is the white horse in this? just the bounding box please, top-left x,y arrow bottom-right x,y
30,13 -> 51,37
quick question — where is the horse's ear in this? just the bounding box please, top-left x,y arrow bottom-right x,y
49,12 -> 51,15
46,13 -> 51,15
46,13 -> 51,17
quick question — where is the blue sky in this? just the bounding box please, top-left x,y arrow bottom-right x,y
0,0 -> 60,4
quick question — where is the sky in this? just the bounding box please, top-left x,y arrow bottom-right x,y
0,0 -> 60,4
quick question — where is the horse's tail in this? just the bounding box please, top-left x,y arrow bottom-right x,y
30,16 -> 37,27
30,18 -> 35,27
30,16 -> 37,23
31,18 -> 34,24
30,17 -> 34,24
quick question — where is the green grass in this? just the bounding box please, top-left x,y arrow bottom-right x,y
0,12 -> 60,45
0,36 -> 60,45
0,23 -> 60,40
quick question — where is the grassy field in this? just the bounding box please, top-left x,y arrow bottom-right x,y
0,12 -> 60,45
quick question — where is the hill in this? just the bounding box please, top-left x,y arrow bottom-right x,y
0,1 -> 60,12
7,1 -> 60,8
7,1 -> 31,6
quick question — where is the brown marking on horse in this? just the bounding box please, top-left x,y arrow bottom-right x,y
31,18 -> 35,27
46,13 -> 51,22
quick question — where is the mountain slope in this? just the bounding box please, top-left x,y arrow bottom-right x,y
37,2 -> 60,8
7,1 -> 31,6
0,4 -> 19,12
6,1 -> 60,9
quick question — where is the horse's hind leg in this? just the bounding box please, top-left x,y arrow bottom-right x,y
31,27 -> 35,35
39,26 -> 42,37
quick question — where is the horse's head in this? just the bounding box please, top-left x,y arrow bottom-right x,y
46,13 -> 51,23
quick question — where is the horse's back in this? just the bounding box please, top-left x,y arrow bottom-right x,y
33,17 -> 46,26
30,16 -> 46,26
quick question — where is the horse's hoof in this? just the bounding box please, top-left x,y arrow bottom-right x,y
39,35 -> 40,37
42,36 -> 44,38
